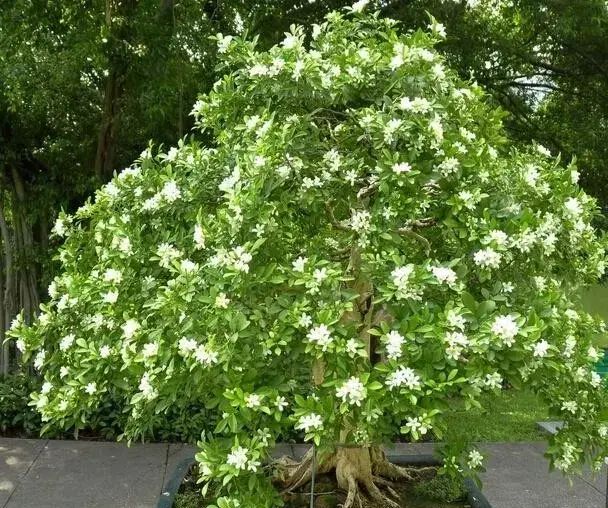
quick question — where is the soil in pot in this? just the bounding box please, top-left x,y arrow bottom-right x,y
174,467 -> 471,508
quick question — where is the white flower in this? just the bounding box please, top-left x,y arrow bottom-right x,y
390,54 -> 404,71
392,162 -> 412,174
473,248 -> 501,269
346,339 -> 360,356
107,180 -> 122,197
161,180 -> 181,202
445,331 -> 469,360
253,155 -> 266,167
484,372 -> 503,389
591,372 -> 602,388
391,265 -> 414,292
467,450 -> 483,469
292,257 -> 307,272
84,382 -> 97,395
523,165 -> 540,187
275,396 -> 288,412
386,367 -> 421,391
103,268 -> 122,284
536,144 -> 551,157
15,339 -> 26,352
118,237 -> 133,255
139,373 -> 158,400
350,210 -> 371,233
564,197 -> 582,218
219,167 -> 241,193
34,349 -> 46,370
561,401 -> 578,414
194,344 -> 218,365
157,243 -> 182,268
446,309 -> 466,330
52,217 -> 68,237
142,342 -> 159,358
563,335 -> 577,358
59,333 -> 75,351
439,157 -> 459,175
99,345 -> 112,359
351,0 -> 369,12
298,313 -> 312,328
59,366 -> 69,378
313,268 -> 328,283
282,33 -> 299,49
599,425 -> 608,438
491,315 -> 519,346
502,282 -> 514,293
533,340 -> 550,358
292,60 -> 305,80
336,377 -> 366,406
429,21 -> 446,38
307,324 -> 333,350
215,292 -> 230,308
431,266 -> 457,285
227,446 -> 249,470
217,34 -> 233,54
48,281 -> 58,299
103,291 -> 119,304
385,330 -> 405,360
122,319 -> 140,339
570,169 -> 580,184
249,64 -> 269,77
180,259 -> 198,273
404,416 -> 430,436
230,246 -> 252,273
487,230 -> 509,246
588,346 -> 601,362
458,190 -> 478,209
178,337 -> 198,356
41,382 -> 53,395
142,194 -> 161,211
296,413 -> 323,432
246,394 -> 262,409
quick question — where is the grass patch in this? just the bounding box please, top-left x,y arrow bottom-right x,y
443,389 -> 548,442
581,284 -> 608,348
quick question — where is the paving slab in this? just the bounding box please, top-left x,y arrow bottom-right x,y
2,439 -> 170,508
0,438 -> 47,507
537,421 -> 565,435
479,442 -> 605,508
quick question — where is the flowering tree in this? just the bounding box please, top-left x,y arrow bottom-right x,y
11,5 -> 608,507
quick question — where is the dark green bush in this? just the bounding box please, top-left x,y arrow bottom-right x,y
0,373 -> 43,436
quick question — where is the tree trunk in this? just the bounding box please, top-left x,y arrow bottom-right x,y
0,195 -> 15,374
94,67 -> 122,183
94,0 -> 138,183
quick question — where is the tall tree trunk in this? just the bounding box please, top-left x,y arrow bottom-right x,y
11,167 -> 39,325
0,194 -> 15,374
94,69 -> 122,182
94,0 -> 138,182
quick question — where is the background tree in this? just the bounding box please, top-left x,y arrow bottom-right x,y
12,8 -> 608,507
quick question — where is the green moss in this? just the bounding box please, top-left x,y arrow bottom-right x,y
412,474 -> 466,503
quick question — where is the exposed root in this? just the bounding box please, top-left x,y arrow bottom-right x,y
277,447 -> 335,493
363,477 -> 402,508
275,444 -> 438,507
343,475 -> 360,508
372,476 -> 400,500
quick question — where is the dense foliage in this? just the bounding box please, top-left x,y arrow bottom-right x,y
11,7 -> 608,507
2,1 -> 608,376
